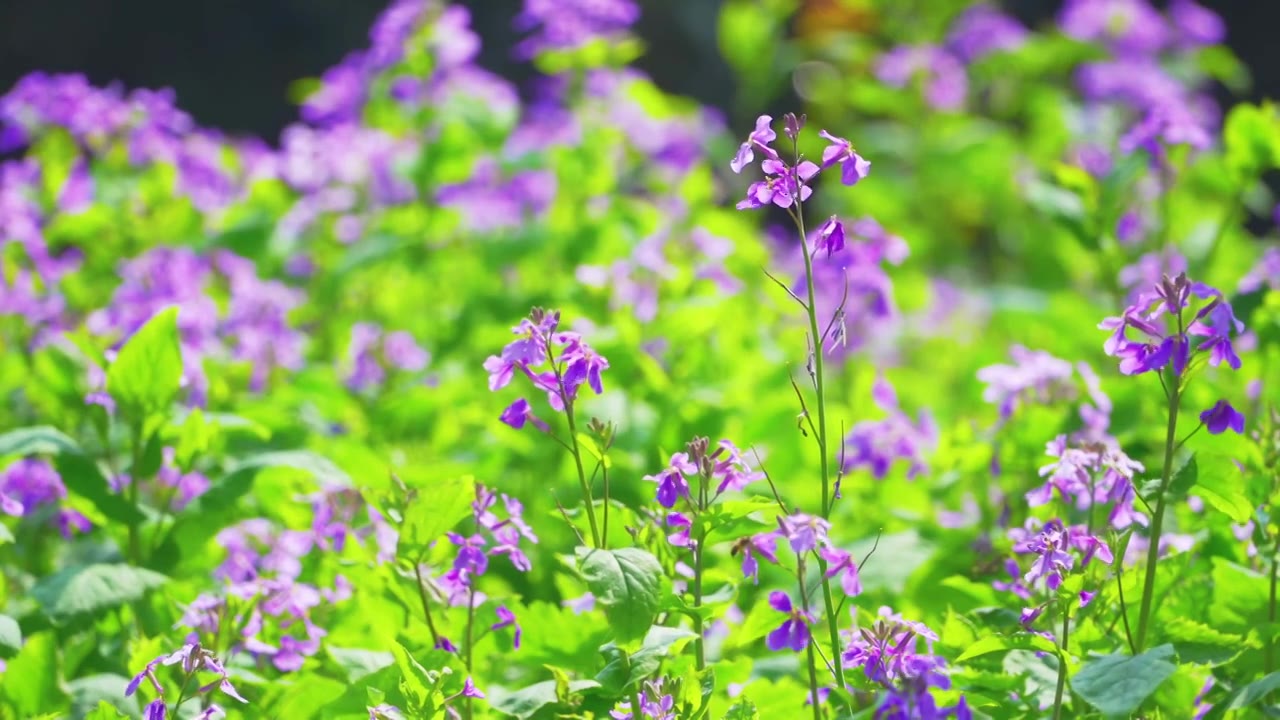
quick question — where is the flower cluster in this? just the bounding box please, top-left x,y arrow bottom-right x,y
1031,435 -> 1147,529
125,641 -> 247,719
1099,273 -> 1242,376
87,247 -> 306,405
0,458 -> 91,537
977,346 -> 1077,421
610,677 -> 675,720
730,115 -> 869,212
842,607 -> 969,719
486,308 -> 610,430
435,485 -> 539,610
514,0 -> 641,58
345,322 -> 432,393
841,376 -> 937,483
644,438 -> 762,511
1001,519 -> 1113,632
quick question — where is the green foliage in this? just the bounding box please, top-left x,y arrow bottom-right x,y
30,563 -> 168,625
1071,645 -> 1178,717
105,306 -> 183,421
577,547 -> 667,650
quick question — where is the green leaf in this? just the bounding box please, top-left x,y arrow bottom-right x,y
54,453 -> 146,525
224,450 -> 351,486
489,678 -> 601,719
83,701 -> 129,719
1189,451 -> 1254,523
1168,452 -> 1198,497
956,633 -> 1060,663
1071,644 -> 1177,717
1165,616 -> 1251,666
1204,671 -> 1280,719
0,614 -> 20,658
105,307 -> 184,420
0,426 -> 80,457
720,700 -> 759,720
401,475 -> 476,555
0,523 -> 12,545
30,563 -> 168,625
1,631 -> 63,715
326,646 -> 395,683
67,675 -> 133,718
577,547 -> 666,649
1224,102 -> 1280,180
596,626 -> 699,692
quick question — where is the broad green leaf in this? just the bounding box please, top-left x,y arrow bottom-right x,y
0,522 -> 12,545
67,675 -> 133,718
55,453 -> 146,525
489,678 -> 602,719
577,547 -> 666,649
720,700 -> 759,720
105,307 -> 183,419
327,646 -> 395,683
0,426 -> 80,457
1071,644 -> 1177,717
1190,451 -> 1254,523
0,614 -> 20,658
1164,616 -> 1251,666
1,631 -> 63,715
391,642 -> 437,709
1168,452 -> 1198,497
401,475 -> 476,555
956,633 -> 1060,662
1204,671 -> 1280,720
30,563 -> 168,624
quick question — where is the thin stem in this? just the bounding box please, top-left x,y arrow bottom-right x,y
790,153 -> 847,692
1135,373 -> 1181,652
1175,422 -> 1204,453
548,341 -> 602,548
1114,546 -> 1138,655
463,587 -> 477,720
797,562 -> 822,720
1052,610 -> 1072,720
601,463 -> 611,549
170,670 -> 196,716
692,534 -> 706,671
630,685 -> 645,720
413,560 -> 442,649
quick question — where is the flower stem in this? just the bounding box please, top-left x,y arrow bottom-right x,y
549,338 -> 602,548
127,422 -> 144,564
1135,377 -> 1180,652
1052,610 -> 1071,720
463,587 -> 477,720
413,560 -> 442,649
630,685 -> 645,720
797,563 -> 822,720
693,530 -> 706,671
792,180 -> 847,692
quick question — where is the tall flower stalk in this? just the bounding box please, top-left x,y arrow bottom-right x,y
732,112 -> 869,692
1098,272 -> 1244,651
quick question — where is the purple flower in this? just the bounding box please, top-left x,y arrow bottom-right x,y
735,159 -> 818,211
977,346 -> 1075,420
644,452 -> 695,508
1169,0 -> 1225,48
874,45 -> 968,111
1059,0 -> 1169,55
1239,247 -> 1280,294
776,513 -> 830,554
514,0 -> 641,58
730,115 -> 779,174
492,606 -> 522,649
765,591 -> 812,652
819,546 -> 863,596
1100,274 -> 1241,376
499,398 -> 549,432
842,376 -> 937,481
665,512 -> 693,548
144,700 -> 167,720
818,130 -> 871,186
945,4 -> 1028,62
369,705 -> 405,720
1201,400 -> 1244,435
816,216 -> 846,256
734,533 -> 778,584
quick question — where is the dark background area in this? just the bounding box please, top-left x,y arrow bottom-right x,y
0,0 -> 1278,142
